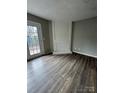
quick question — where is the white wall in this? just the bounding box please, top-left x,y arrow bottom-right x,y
72,17 -> 97,58
52,21 -> 72,54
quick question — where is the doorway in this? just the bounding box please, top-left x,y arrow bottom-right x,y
27,21 -> 44,60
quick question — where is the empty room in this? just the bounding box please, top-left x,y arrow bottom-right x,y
27,0 -> 97,93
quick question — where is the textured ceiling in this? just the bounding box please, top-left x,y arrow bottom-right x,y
27,0 -> 97,21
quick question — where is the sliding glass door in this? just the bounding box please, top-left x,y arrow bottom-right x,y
27,21 -> 44,60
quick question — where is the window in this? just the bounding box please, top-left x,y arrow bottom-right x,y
27,25 -> 40,55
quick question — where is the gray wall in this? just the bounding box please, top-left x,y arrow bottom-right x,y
27,13 -> 53,54
72,17 -> 97,57
48,21 -> 53,52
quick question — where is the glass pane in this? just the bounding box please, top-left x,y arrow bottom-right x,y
27,26 -> 40,55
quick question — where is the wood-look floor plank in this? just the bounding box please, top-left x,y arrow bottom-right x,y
27,54 -> 97,93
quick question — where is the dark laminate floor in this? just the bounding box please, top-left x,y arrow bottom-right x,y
27,54 -> 97,93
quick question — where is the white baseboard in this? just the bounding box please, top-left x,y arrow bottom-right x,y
53,51 -> 72,55
73,51 -> 97,58
53,51 -> 97,58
